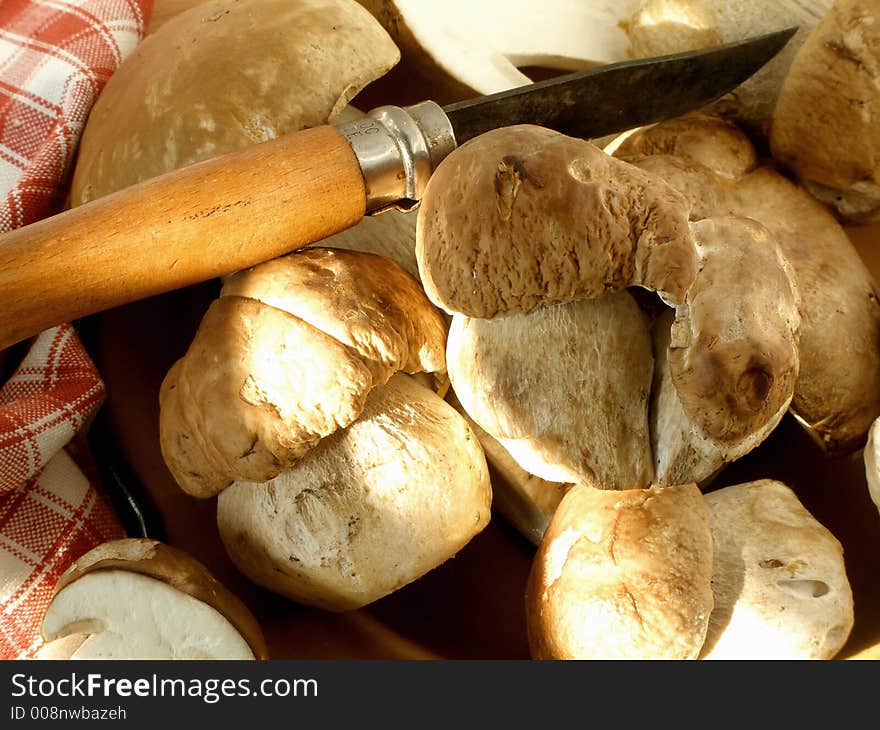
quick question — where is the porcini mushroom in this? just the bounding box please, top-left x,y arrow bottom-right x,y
217,374 -> 492,611
71,0 -> 399,203
418,124 -> 799,503
770,0 -> 880,223
701,480 -> 854,659
41,539 -> 267,660
159,248 -> 447,498
526,482 -> 714,660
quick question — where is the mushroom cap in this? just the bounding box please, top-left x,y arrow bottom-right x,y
159,249 -> 448,497
222,248 -> 446,375
526,482 -> 714,660
416,124 -> 698,318
701,479 -> 854,660
217,374 -> 492,611
446,292 -> 654,488
651,309 -> 791,487
669,216 -> 801,447
46,538 -> 268,659
71,0 -> 399,203
732,168 -> 880,454
771,0 -> 880,223
614,112 -> 757,180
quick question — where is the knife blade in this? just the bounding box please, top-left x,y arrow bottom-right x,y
0,28 -> 796,351
444,28 -> 797,143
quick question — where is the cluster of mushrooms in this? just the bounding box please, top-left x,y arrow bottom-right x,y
38,0 -> 880,659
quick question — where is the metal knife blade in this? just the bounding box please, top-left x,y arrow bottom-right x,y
443,27 -> 797,144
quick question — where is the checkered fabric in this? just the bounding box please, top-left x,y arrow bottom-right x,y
0,0 -> 152,659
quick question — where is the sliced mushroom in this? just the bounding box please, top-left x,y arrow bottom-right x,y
526,482 -> 714,659
41,539 -> 267,660
159,248 -> 447,497
71,0 -> 399,203
358,0 -> 638,100
771,0 -> 880,223
701,479 -> 854,659
217,374 -> 492,611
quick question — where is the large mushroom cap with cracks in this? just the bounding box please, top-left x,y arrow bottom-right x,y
217,374 -> 492,612
42,539 -> 267,660
526,483 -> 714,660
71,0 -> 399,204
416,125 -> 698,318
446,293 -> 654,488
701,480 -> 854,660
770,0 -> 880,224
159,248 -> 447,498
358,0 -> 639,98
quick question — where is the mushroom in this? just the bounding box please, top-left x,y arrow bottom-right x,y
770,0 -> 880,223
417,124 -> 799,513
525,482 -> 714,660
71,0 -> 399,204
627,0 -> 834,129
41,539 -> 268,660
446,293 -> 655,488
654,216 -> 800,485
863,417 -> 880,515
614,113 -> 880,455
216,373 -> 492,611
357,0 -> 639,101
701,479 -> 854,659
416,124 -> 699,317
159,247 -> 447,497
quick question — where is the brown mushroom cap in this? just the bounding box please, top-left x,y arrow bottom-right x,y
217,374 -> 492,611
71,0 -> 399,204
416,124 -> 698,318
159,249 -> 448,497
446,292 -> 654,488
732,169 -> 880,453
614,112 -> 757,180
222,248 -> 446,375
49,538 -> 268,659
526,482 -> 714,660
669,216 -> 801,446
770,0 -> 880,223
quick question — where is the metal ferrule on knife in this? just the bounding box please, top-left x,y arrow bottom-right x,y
335,101 -> 457,214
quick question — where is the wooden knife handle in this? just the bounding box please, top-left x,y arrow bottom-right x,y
0,124 -> 366,351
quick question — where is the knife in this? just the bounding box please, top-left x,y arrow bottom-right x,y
0,28 -> 795,351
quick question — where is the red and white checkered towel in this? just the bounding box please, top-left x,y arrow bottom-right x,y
0,0 -> 152,659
